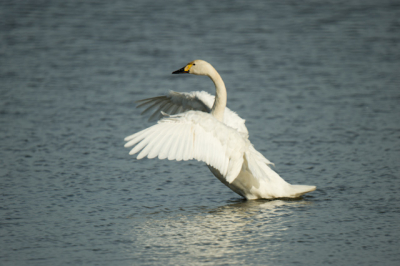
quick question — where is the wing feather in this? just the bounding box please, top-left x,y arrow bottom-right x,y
140,98 -> 165,115
137,128 -> 167,159
182,126 -> 194,161
175,125 -> 189,161
163,103 -> 176,115
125,111 -> 248,183
135,96 -> 166,108
147,125 -> 175,159
128,127 -> 161,155
169,104 -> 180,116
244,147 -> 286,184
124,126 -> 155,145
148,101 -> 170,121
166,125 -> 184,160
158,129 -> 177,160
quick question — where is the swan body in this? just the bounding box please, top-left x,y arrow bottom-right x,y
125,60 -> 316,199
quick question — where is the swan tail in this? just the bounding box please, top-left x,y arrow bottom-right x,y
287,184 -> 316,198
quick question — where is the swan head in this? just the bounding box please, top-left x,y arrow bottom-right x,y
172,60 -> 214,76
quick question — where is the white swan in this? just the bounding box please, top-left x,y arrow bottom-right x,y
124,60 -> 316,199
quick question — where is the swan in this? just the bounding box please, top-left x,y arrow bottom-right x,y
124,60 -> 316,199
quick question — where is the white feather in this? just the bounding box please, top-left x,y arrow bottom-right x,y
147,125 -> 175,159
137,128 -> 166,160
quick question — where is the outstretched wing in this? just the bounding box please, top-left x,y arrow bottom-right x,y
135,91 -> 211,121
136,90 -> 249,136
124,111 -> 247,183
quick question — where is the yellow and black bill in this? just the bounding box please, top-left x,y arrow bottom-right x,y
172,63 -> 193,74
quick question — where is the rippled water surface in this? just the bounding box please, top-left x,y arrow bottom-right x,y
1,0 -> 400,265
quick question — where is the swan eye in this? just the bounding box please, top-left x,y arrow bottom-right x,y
192,64 -> 196,66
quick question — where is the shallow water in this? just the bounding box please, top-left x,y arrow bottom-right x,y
1,0 -> 400,265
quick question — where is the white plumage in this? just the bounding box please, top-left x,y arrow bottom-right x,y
125,60 -> 316,199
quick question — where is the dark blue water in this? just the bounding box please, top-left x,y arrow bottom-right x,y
1,0 -> 400,265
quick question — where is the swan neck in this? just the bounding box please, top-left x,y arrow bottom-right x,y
209,70 -> 227,122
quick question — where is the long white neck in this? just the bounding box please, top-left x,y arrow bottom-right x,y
207,68 -> 227,122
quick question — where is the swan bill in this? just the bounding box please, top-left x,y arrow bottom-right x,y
172,63 -> 193,74
172,67 -> 188,74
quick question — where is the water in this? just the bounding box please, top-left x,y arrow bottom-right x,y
1,0 -> 400,265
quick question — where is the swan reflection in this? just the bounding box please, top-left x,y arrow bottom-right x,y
127,199 -> 312,264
